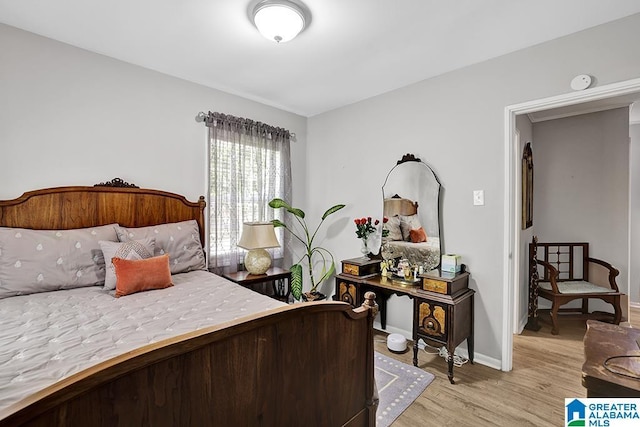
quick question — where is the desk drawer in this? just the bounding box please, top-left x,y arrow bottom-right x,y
420,272 -> 469,296
416,300 -> 448,342
341,258 -> 380,277
422,278 -> 448,294
336,280 -> 358,307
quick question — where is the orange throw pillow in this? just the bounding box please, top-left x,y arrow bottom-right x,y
113,254 -> 173,297
409,227 -> 428,243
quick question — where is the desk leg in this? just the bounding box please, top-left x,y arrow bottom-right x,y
469,295 -> 474,364
413,341 -> 419,367
284,276 -> 291,302
380,297 -> 388,329
447,351 -> 455,384
271,277 -> 291,303
361,287 -> 391,329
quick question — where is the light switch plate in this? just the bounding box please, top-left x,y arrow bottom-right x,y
473,190 -> 484,206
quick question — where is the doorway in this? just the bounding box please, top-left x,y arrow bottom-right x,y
502,77 -> 640,371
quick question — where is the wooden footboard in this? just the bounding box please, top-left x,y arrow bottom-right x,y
0,294 -> 378,427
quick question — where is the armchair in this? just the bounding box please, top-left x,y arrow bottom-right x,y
528,236 -> 623,335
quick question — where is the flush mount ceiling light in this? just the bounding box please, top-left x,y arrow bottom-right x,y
251,0 -> 310,43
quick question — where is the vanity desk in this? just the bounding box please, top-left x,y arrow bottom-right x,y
334,267 -> 474,384
340,153 -> 474,383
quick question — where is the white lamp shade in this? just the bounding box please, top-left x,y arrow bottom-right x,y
253,1 -> 306,43
238,222 -> 280,250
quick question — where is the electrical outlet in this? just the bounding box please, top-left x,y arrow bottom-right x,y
473,190 -> 484,206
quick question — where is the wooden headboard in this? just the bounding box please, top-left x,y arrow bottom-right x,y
383,195 -> 418,217
0,179 -> 207,246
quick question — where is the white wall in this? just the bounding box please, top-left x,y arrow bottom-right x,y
307,13 -> 640,366
0,24 -> 307,207
532,108 -> 630,308
631,123 -> 640,303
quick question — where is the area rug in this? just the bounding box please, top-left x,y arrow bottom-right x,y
374,351 -> 434,427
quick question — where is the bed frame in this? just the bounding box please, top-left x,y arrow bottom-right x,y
0,179 -> 378,427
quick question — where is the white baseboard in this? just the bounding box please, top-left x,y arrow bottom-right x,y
516,314 -> 528,334
374,323 -> 502,371
373,322 -> 412,339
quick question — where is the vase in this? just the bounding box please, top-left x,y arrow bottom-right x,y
360,237 -> 370,259
380,240 -> 393,261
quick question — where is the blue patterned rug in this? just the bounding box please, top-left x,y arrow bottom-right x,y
374,351 -> 434,427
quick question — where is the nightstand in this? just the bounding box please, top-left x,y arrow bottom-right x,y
223,267 -> 291,302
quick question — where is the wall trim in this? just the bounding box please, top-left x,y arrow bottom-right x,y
374,323 -> 412,339
502,77 -> 640,372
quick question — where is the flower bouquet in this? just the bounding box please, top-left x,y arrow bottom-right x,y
354,217 -> 388,258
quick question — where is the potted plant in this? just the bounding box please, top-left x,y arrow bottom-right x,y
269,198 -> 345,301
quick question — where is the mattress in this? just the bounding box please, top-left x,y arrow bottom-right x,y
0,270 -> 286,412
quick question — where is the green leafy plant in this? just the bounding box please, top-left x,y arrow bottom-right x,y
269,198 -> 345,301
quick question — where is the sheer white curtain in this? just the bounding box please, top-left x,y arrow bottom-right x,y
206,112 -> 292,274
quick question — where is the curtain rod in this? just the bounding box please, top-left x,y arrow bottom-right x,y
195,111 -> 296,140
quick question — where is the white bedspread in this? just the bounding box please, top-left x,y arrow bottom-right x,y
385,237 -> 441,268
0,270 -> 285,412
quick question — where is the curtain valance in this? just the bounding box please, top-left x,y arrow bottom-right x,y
203,111 -> 291,141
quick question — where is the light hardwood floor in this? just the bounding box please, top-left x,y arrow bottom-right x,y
374,306 -> 640,426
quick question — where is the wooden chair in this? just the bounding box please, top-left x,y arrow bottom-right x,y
528,236 -> 623,335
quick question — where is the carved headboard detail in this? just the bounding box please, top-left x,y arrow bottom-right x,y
94,177 -> 139,188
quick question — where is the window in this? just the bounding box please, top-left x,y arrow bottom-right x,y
205,112 -> 292,273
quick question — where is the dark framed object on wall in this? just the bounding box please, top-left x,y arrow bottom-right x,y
522,142 -> 533,229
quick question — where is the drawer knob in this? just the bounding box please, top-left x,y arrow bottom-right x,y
426,321 -> 435,330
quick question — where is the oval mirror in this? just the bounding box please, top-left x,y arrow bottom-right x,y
380,154 -> 442,271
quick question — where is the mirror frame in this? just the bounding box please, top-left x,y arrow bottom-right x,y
380,153 -> 442,269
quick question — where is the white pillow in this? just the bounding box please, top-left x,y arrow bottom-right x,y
0,224 -> 118,299
115,220 -> 206,274
385,216 -> 403,241
399,215 -> 423,242
99,238 -> 155,291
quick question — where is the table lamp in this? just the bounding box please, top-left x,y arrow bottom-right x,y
237,222 -> 280,275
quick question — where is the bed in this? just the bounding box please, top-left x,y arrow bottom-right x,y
0,180 -> 378,427
382,196 -> 440,270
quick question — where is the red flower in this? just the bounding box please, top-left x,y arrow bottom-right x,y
354,216 -> 383,239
